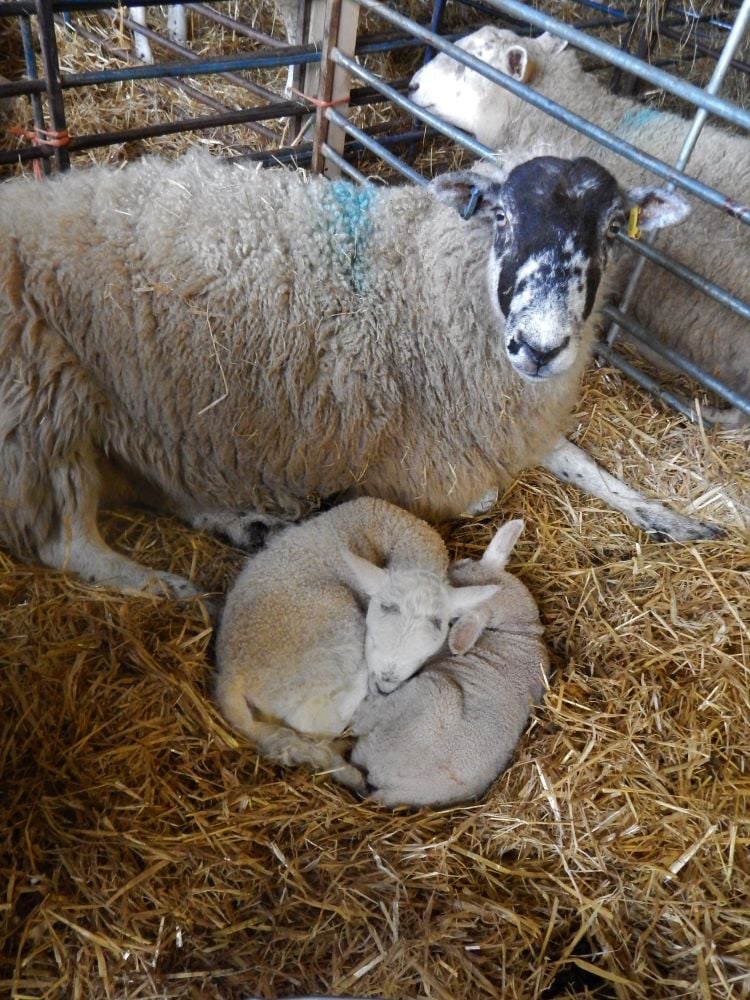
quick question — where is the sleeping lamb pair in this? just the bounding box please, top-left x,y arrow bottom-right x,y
215,498 -> 549,807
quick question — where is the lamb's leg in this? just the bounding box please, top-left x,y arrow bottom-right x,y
166,5 -> 187,45
540,436 -> 722,541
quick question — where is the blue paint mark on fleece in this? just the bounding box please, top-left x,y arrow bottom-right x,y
322,180 -> 377,293
614,106 -> 661,139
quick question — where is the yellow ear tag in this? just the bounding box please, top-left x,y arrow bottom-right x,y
628,206 -> 642,240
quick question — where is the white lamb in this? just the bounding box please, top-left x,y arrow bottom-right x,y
0,149 -> 710,600
351,518 -> 548,808
215,497 -> 499,788
408,26 -> 750,404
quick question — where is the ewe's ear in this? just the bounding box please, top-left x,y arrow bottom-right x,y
447,583 -> 499,617
504,44 -> 536,84
340,549 -> 386,598
449,612 -> 486,655
626,186 -> 691,231
429,171 -> 504,220
536,31 -> 568,56
482,519 -> 525,570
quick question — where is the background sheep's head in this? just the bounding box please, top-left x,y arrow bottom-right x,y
408,27 -> 571,149
430,157 -> 689,381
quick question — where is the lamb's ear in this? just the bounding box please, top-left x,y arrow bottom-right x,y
626,186 -> 691,232
481,519 -> 525,571
428,171 -> 504,220
536,31 -> 568,56
449,611 -> 486,655
339,549 -> 386,598
447,583 -> 499,617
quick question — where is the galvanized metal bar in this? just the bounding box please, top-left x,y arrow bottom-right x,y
476,0 -> 750,129
331,48 -> 493,157
602,306 -> 750,416
325,105 -> 427,184
333,8 -> 750,222
616,234 -> 750,323
35,0 -> 70,170
594,341 -> 701,423
184,3 -> 287,49
320,141 -> 371,183
118,12 -> 280,125
610,0 -> 750,342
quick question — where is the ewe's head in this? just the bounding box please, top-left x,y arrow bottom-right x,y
430,157 -> 690,381
408,28 -> 573,149
342,552 -> 498,695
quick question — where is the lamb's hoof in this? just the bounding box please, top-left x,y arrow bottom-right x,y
332,763 -> 367,793
633,503 -> 724,542
221,513 -> 287,551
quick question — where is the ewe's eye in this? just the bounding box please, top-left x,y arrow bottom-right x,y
495,208 -> 508,228
430,617 -> 443,631
607,217 -> 623,238
380,602 -> 399,615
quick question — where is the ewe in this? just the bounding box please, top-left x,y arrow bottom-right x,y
0,151 -> 707,597
215,498 -> 498,788
408,26 -> 750,404
352,519 -> 548,808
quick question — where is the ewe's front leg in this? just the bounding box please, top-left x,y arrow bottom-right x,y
540,436 -> 722,541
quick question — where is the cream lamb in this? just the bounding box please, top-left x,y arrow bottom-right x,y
351,519 -> 548,808
0,149 -> 712,598
409,26 -> 750,402
215,497 -> 498,788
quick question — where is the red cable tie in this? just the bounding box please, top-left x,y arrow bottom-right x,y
289,87 -> 352,110
9,125 -> 71,181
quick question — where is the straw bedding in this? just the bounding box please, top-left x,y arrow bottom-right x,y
2,362 -> 748,1000
2,3 -> 750,998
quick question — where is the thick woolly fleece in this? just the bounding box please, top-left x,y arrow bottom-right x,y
0,151 -> 594,556
415,30 -> 749,396
214,497 -> 449,781
351,564 -> 549,808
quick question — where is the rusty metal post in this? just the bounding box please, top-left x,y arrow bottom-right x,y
311,0 -> 360,176
35,0 -> 70,171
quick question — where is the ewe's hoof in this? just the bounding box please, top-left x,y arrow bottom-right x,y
633,503 -> 724,542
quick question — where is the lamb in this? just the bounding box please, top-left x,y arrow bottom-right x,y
215,497 -> 499,788
408,26 -> 750,403
351,518 -> 548,808
0,148 -> 713,599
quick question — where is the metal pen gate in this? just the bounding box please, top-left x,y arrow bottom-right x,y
1,0 -> 748,422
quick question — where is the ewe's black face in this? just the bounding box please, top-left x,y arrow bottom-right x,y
490,156 -> 624,380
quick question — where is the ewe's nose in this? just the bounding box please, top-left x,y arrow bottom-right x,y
509,332 -> 570,369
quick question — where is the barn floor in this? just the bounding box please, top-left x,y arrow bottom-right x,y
2,361 -> 748,1000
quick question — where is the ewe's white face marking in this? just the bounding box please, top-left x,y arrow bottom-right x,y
486,156 -> 624,381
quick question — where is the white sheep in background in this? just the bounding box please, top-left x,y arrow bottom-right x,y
0,149 -> 710,598
351,518 -> 549,808
215,497 -> 499,787
408,26 -> 750,406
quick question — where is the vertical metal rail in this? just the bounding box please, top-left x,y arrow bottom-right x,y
19,12 -> 52,176
34,0 -> 70,171
609,0 -> 750,346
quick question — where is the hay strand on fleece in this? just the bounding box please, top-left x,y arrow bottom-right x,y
2,361 -> 748,1000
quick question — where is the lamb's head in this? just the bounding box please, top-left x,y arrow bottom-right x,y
430,157 -> 690,381
342,552 -> 498,695
408,28 -> 574,149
